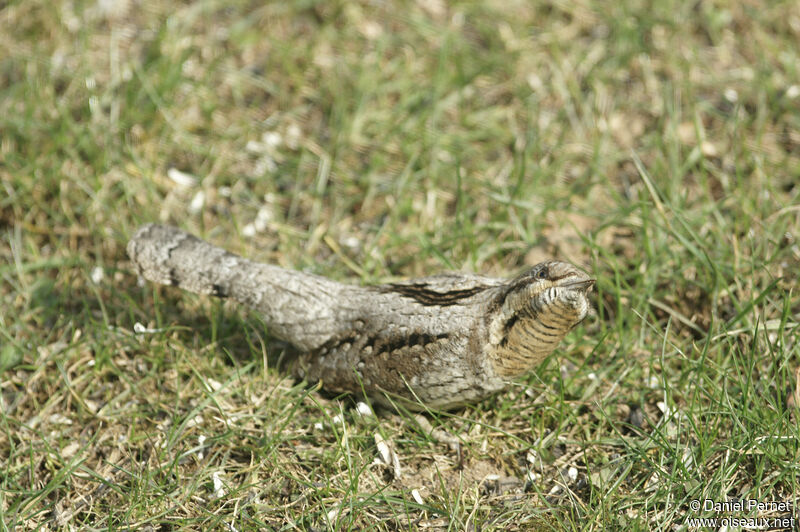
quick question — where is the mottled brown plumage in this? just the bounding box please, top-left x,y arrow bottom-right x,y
127,224 -> 594,409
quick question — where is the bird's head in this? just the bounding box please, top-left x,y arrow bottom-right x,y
487,261 -> 594,378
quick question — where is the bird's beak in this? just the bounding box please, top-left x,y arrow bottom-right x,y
564,279 -> 595,292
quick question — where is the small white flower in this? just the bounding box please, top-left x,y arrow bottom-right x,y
197,435 -> 207,459
355,401 -> 373,418
133,322 -> 164,334
90,266 -> 104,284
254,207 -> 272,232
167,168 -> 197,188
188,190 -> 205,214
262,131 -> 282,148
567,467 -> 578,482
326,507 -> 339,522
245,140 -> 263,153
242,224 -> 257,237
212,471 -> 226,499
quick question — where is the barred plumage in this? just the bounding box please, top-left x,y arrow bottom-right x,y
128,224 -> 594,409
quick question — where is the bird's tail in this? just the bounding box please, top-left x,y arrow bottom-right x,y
127,224 -> 343,350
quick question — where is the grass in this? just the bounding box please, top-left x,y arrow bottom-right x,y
1,0 -> 799,529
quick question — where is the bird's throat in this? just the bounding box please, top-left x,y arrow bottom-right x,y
487,293 -> 586,378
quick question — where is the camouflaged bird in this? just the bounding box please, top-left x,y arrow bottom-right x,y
128,224 -> 594,409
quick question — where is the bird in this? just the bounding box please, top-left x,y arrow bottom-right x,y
128,223 -> 594,410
